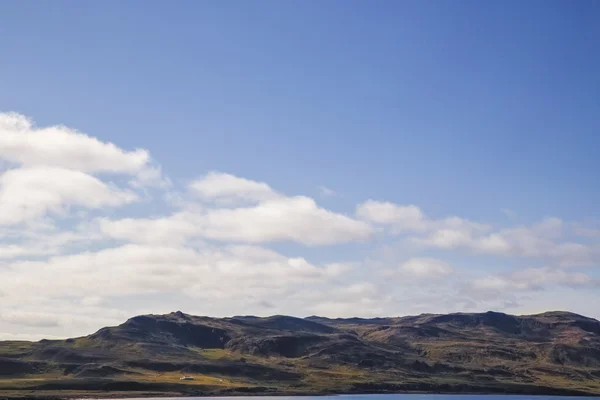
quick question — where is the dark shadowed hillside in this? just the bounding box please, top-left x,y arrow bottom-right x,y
1,311 -> 600,398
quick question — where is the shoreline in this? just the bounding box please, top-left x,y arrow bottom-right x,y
4,386 -> 599,400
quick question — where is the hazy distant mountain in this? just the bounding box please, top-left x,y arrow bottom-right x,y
2,310 -> 600,398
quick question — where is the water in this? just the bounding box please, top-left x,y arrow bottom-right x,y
105,395 -> 600,400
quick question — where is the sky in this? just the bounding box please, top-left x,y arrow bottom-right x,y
0,0 -> 599,340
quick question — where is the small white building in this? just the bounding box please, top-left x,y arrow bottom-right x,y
180,376 -> 195,380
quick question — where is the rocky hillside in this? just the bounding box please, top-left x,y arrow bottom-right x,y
2,311 -> 600,398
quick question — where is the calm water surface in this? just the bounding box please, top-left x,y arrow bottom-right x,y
106,395 -> 600,400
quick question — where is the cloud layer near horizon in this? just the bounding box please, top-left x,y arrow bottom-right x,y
1,112 -> 599,340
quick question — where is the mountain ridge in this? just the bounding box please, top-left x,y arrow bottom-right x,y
1,310 -> 600,398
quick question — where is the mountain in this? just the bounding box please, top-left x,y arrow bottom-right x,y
2,310 -> 600,398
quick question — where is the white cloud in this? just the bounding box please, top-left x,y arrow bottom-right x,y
80,296 -> 104,307
0,223 -> 105,259
130,165 -> 171,189
0,112 -> 166,227
0,242 -> 63,260
0,311 -> 61,328
287,283 -> 390,318
0,112 -> 150,174
0,167 -> 138,225
0,332 -> 63,341
1,112 -> 599,339
356,200 -> 599,270
0,299 -> 131,340
469,276 -> 527,291
97,212 -> 198,246
189,172 -> 278,204
414,217 -> 598,266
419,229 -> 474,249
357,201 -> 426,232
469,267 -> 595,292
356,200 -> 489,235
319,186 -> 336,197
0,244 -> 30,259
101,174 -> 373,246
0,241 -> 356,337
197,196 -> 372,246
399,257 -> 453,279
358,202 -> 597,267
338,282 -> 377,296
307,298 -> 385,318
0,243 -> 348,300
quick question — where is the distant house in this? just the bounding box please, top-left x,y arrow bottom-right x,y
180,376 -> 194,380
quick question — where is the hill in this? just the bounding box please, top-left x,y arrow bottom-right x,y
1,310 -> 600,398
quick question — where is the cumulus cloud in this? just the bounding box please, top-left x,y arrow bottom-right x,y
427,218 -> 563,257
0,224 -> 104,259
0,167 -> 138,225
358,200 -> 598,267
0,112 -> 150,174
307,298 -> 386,317
0,244 -> 348,300
357,200 -> 489,235
0,241 -> 359,337
357,201 -> 426,232
0,298 -> 131,340
0,244 -> 30,259
2,111 -> 599,339
189,172 -> 278,204
286,283 -> 390,318
0,311 -> 61,328
468,267 -> 596,292
100,173 -> 373,246
97,212 -> 198,246
416,217 -> 598,267
399,257 -> 453,279
0,112 -> 166,226
197,195 -> 372,246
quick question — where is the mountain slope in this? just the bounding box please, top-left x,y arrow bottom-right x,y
1,310 -> 600,398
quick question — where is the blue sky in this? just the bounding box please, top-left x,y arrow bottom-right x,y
0,1 -> 599,339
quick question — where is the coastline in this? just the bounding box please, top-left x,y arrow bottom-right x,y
3,383 -> 600,400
